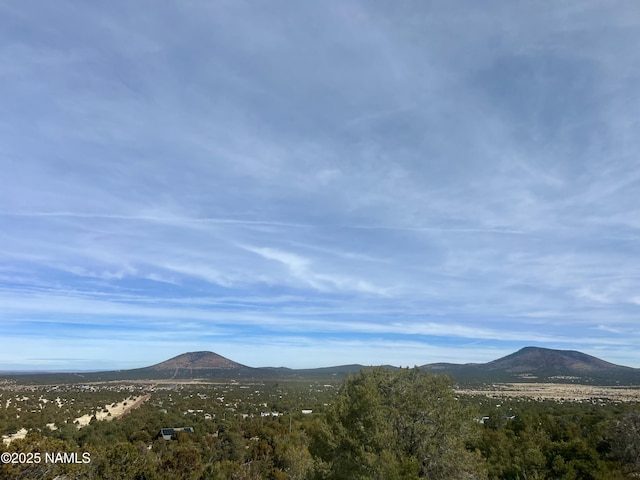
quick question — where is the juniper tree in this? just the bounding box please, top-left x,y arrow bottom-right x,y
311,367 -> 486,480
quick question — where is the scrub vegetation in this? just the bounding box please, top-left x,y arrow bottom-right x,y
1,369 -> 639,479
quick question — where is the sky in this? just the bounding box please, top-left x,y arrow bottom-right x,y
1,1 -> 640,371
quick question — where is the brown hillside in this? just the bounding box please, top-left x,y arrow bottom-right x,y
486,346 -> 622,374
148,351 -> 247,371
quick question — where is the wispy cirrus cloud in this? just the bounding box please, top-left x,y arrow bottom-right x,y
1,1 -> 639,369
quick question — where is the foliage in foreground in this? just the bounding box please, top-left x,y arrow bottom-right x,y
309,367 -> 486,479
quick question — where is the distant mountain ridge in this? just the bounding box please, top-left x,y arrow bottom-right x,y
485,346 -> 624,374
422,346 -> 640,385
3,347 -> 640,385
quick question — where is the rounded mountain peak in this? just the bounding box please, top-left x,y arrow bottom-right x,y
149,351 -> 247,370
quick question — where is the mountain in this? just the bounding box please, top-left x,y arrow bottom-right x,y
113,351 -> 259,380
147,351 -> 248,371
4,347 -> 640,385
7,351 -> 260,383
484,346 -> 625,375
422,346 -> 640,385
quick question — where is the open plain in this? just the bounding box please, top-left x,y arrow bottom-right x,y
456,382 -> 640,402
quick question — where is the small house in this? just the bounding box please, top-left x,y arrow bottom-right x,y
158,427 -> 194,440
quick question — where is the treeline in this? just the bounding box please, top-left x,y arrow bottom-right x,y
1,368 -> 639,479
475,397 -> 640,479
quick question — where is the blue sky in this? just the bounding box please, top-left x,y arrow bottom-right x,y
2,1 -> 640,370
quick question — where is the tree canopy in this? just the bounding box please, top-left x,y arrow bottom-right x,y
310,367 -> 486,480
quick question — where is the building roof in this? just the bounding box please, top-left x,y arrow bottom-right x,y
159,427 -> 194,439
